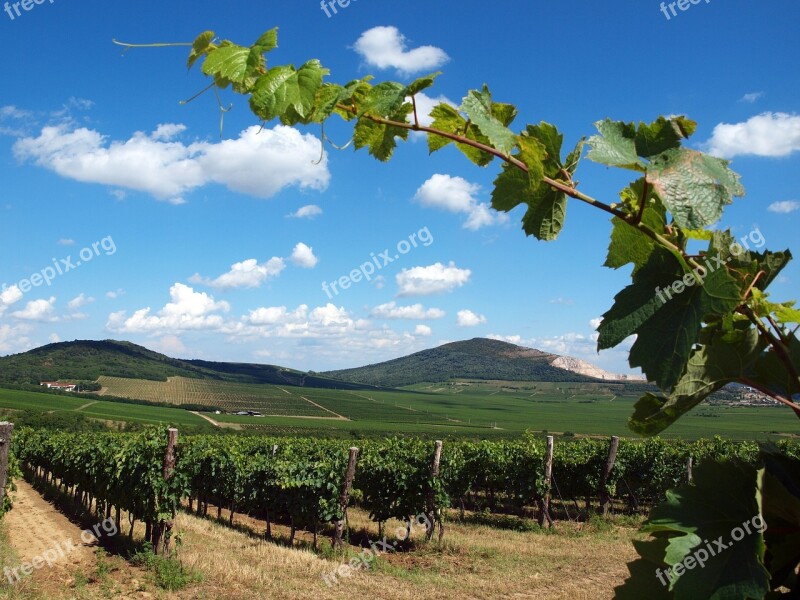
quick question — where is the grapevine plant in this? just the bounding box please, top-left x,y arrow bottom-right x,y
108,27 -> 800,597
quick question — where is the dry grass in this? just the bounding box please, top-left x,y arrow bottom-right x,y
3,493 -> 641,600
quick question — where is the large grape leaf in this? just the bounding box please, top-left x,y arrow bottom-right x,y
598,247 -> 741,390
617,460 -> 770,600
604,181 -> 667,276
460,85 -> 517,154
646,149 -> 744,230
249,60 -> 328,124
187,31 -> 215,69
202,44 -> 252,84
587,119 -> 645,171
629,323 -> 766,435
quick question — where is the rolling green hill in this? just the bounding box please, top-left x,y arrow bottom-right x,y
0,340 -> 377,390
323,338 -> 606,387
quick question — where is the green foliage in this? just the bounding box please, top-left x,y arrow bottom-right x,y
131,542 -> 201,590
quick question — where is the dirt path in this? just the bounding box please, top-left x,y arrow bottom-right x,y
191,410 -> 221,427
3,480 -> 98,580
75,400 -> 100,411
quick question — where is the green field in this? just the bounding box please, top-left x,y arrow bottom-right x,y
0,387 -> 210,428
2,380 -> 799,440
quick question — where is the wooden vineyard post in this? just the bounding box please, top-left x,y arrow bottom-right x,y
153,428 -> 179,556
598,436 -> 619,516
686,456 -> 694,484
425,440 -> 443,542
539,435 -> 554,527
0,422 -> 13,509
333,447 -> 359,549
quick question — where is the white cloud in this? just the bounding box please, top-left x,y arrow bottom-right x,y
414,174 -> 505,230
48,333 -> 61,344
286,204 -> 323,219
67,293 -> 95,310
0,105 -> 31,120
106,288 -> 125,299
290,243 -> 319,268
706,112 -> 800,158
353,26 -> 449,75
739,92 -> 764,103
768,200 -> 800,214
590,317 -> 603,330
13,124 -> 330,204
57,238 -> 75,246
11,297 -> 57,322
106,283 -> 230,333
0,285 -> 23,318
240,303 -> 364,338
0,323 -> 33,353
415,324 -> 432,336
371,301 -> 445,320
190,257 -> 286,290
396,261 -> 471,296
151,334 -> 188,356
487,333 -> 522,345
456,309 -> 486,327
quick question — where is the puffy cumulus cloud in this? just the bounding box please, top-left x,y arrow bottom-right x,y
396,261 -> 471,296
286,204 -> 323,219
414,174 -> 506,230
106,283 -> 230,333
590,317 -> 603,330
239,303 -> 367,339
0,284 -> 23,316
67,293 -> 95,311
13,123 -> 329,204
768,200 -> 800,214
414,324 -> 432,336
151,335 -> 189,356
106,288 -> 125,299
487,333 -> 522,345
456,309 -> 486,327
353,26 -> 449,75
370,301 -> 445,320
290,243 -> 319,268
190,257 -> 286,290
706,113 -> 800,158
11,297 -> 58,322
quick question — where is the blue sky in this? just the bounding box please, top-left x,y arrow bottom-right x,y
0,0 -> 798,373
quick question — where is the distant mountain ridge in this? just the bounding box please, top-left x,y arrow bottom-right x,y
322,338 -> 637,387
0,340 -> 376,390
0,338 -> 641,391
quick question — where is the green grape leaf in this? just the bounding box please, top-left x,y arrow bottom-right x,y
646,148 -> 745,230
760,447 -> 800,588
623,460 -> 770,600
249,60 -> 328,124
605,181 -> 667,275
360,81 -> 407,118
252,28 -> 278,53
201,44 -> 252,84
587,119 -> 645,171
460,85 -> 517,154
187,31 -> 215,69
428,103 -> 464,153
353,107 -> 411,161
599,248 -> 741,389
308,84 -> 345,123
629,324 -> 766,436
634,116 -> 696,158
403,72 -> 441,97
